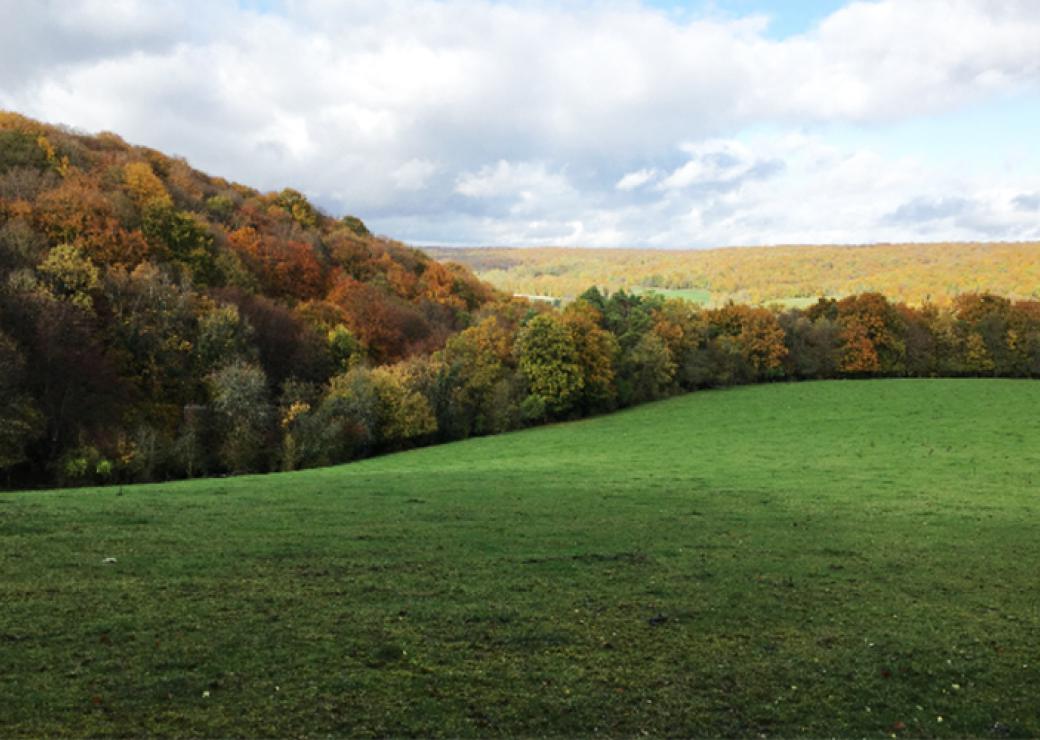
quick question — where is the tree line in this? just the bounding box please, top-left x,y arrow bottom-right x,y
4,112 -> 1040,488
5,269 -> 1040,487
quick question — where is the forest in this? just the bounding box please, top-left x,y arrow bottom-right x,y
428,243 -> 1040,306
4,112 -> 1040,489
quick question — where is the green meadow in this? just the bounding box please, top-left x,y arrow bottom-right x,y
2,379 -> 1039,737
632,285 -> 713,305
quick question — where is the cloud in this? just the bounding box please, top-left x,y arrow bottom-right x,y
1012,193 -> 1040,212
885,196 -> 976,225
392,159 -> 438,191
616,168 -> 658,191
2,1 -> 1040,246
658,140 -> 784,191
455,160 -> 578,215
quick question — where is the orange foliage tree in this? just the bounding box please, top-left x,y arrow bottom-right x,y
226,226 -> 326,300
327,276 -> 434,363
34,173 -> 149,266
835,293 -> 905,375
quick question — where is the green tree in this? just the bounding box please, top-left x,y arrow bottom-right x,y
370,365 -> 437,446
275,188 -> 319,228
104,263 -> 198,424
515,313 -> 584,419
325,366 -> 382,452
441,317 -> 517,437
142,203 -> 220,284
341,215 -> 371,237
562,301 -> 618,413
327,324 -> 362,372
621,330 -> 676,404
37,244 -> 101,311
0,218 -> 47,275
207,362 -> 273,473
195,302 -> 256,375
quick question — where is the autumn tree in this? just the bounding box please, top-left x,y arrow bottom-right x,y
0,129 -> 55,172
835,293 -> 906,375
122,161 -> 173,211
226,226 -> 325,299
1005,300 -> 1040,377
34,172 -> 149,266
369,364 -> 438,446
651,299 -> 711,389
953,293 -> 1011,375
327,276 -> 434,363
739,309 -> 787,378
0,217 -> 47,275
36,244 -> 101,310
561,301 -> 619,413
441,316 -> 518,437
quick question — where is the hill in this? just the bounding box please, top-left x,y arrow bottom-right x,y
0,112 -> 500,486
2,379 -> 1038,736
427,243 -> 1040,306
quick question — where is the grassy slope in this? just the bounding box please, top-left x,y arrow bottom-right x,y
2,380 -> 1039,737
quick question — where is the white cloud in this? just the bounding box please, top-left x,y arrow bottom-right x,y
392,158 -> 438,191
455,160 -> 576,210
657,140 -> 779,190
616,168 -> 658,191
2,0 -> 1040,245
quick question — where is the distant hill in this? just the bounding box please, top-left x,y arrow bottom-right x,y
427,243 -> 1040,306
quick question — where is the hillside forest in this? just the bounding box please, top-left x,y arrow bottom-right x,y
4,112 -> 1040,488
427,244 -> 1040,306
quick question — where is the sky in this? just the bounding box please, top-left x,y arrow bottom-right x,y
2,0 -> 1039,248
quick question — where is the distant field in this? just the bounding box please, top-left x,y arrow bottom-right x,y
427,243 -> 1040,306
3,379 -> 1040,736
632,286 -> 713,305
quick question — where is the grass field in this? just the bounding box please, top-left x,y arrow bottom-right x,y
632,286 -> 713,305
2,379 -> 1039,737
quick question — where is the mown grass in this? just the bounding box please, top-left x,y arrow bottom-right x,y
2,379 -> 1039,737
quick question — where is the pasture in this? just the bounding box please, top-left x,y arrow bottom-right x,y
632,286 -> 713,305
2,379 -> 1039,736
